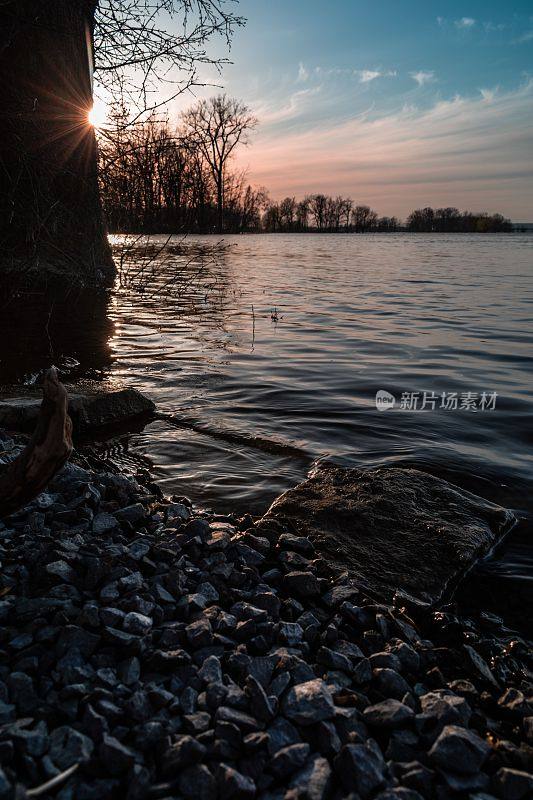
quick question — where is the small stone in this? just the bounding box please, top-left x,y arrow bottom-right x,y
282,679 -> 335,726
199,655 -> 223,684
115,504 -> 146,524
218,764 -> 256,799
289,755 -> 331,800
493,767 -> 533,800
123,611 -> 152,635
270,743 -> 310,780
161,735 -> 206,776
99,735 -> 136,775
278,622 -> 304,646
186,617 -> 213,648
334,740 -> 386,798
46,560 -> 76,583
364,699 -> 415,728
267,717 -> 301,755
179,764 -> 216,800
375,790 -> 425,800
283,571 -> 320,597
49,726 -> 94,769
463,645 -> 500,688
373,668 -> 411,700
92,512 -> 119,534
429,724 -> 491,774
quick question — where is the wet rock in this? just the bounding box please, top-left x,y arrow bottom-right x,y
263,464 -> 514,604
282,679 -> 335,725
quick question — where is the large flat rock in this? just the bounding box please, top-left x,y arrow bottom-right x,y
263,464 -> 515,605
0,388 -> 155,434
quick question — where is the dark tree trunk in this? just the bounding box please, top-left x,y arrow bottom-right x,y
217,175 -> 224,234
0,0 -> 115,287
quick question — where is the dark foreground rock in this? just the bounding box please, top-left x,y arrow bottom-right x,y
0,440 -> 531,799
0,388 -> 155,434
263,463 -> 515,605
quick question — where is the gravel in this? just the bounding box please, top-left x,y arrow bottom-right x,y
0,434 -> 531,798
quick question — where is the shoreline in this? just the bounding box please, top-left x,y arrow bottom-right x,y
1,430 -> 531,799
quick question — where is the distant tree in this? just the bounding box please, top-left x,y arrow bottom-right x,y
181,95 -> 257,233
407,207 -> 435,232
376,216 -> 400,232
310,194 -> 328,230
279,197 -> 297,231
352,205 -> 378,233
296,197 -> 311,230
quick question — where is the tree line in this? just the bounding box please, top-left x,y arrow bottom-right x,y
98,95 -> 513,235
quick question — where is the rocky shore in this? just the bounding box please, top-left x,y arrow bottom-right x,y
0,431 -> 532,800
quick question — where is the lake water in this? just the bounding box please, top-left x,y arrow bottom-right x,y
1,233 -> 532,617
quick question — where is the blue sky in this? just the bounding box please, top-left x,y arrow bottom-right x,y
175,1 -> 533,219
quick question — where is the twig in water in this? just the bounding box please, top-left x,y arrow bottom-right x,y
251,304 -> 255,350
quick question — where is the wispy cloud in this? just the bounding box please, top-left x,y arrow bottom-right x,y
455,17 -> 476,29
241,81 -> 533,218
515,30 -> 533,43
357,69 -> 397,83
410,71 -> 435,87
297,62 -> 309,83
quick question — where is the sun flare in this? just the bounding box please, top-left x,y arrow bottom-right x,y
88,97 -> 108,128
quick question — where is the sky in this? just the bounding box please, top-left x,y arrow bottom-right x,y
180,1 -> 533,220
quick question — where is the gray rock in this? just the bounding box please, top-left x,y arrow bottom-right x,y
179,764 -> 216,800
199,655 -> 223,684
364,699 -> 415,728
416,690 -> 471,739
263,464 -> 514,604
289,755 -> 331,800
267,717 -> 301,755
49,726 -> 94,769
375,790 -> 424,800
99,735 -> 136,774
123,612 -> 152,635
161,735 -> 206,776
429,724 -> 491,774
372,667 -> 411,700
92,513 -> 119,534
282,679 -> 335,725
283,571 -> 320,597
217,764 -> 256,799
270,743 -> 310,780
334,740 -> 387,798
45,560 -> 76,583
0,388 -> 155,433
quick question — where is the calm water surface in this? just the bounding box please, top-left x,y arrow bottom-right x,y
2,233 -> 532,613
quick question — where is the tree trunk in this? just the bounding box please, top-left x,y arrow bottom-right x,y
0,0 -> 115,288
217,175 -> 224,234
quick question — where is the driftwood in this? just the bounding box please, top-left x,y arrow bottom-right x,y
0,367 -> 72,518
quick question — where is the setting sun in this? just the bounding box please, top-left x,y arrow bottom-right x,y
88,96 -> 107,127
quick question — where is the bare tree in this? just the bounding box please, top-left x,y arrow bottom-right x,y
181,95 -> 257,233
94,1 -> 244,123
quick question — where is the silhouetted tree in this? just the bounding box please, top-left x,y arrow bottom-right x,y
181,95 -> 257,233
